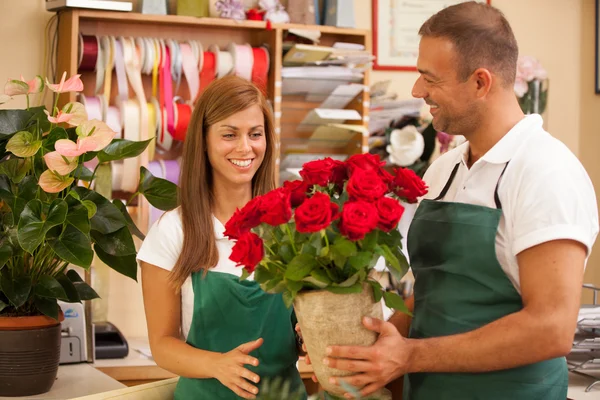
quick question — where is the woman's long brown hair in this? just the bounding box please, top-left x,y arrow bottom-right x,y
170,76 -> 276,288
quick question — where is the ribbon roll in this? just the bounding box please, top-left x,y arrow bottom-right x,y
79,95 -> 103,121
199,51 -> 216,94
78,34 -> 98,72
160,40 -> 175,137
229,43 -> 254,81
209,44 -> 233,78
180,43 -> 200,103
100,36 -> 115,106
168,39 -> 183,93
173,102 -> 191,141
252,46 -> 270,94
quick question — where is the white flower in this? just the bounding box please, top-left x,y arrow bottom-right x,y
386,125 -> 425,167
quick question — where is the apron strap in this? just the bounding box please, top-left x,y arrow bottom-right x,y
433,162 -> 461,201
493,162 -> 510,209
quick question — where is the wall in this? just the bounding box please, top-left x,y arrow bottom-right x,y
0,0 -> 598,336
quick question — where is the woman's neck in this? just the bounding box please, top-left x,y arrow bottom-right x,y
212,179 -> 253,225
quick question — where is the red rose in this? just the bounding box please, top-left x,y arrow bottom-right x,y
299,159 -> 334,187
376,197 -> 405,232
283,180 -> 309,207
347,169 -> 388,202
330,159 -> 348,189
339,200 -> 379,241
230,232 -> 264,273
392,168 -> 428,203
294,192 -> 339,233
259,188 -> 292,226
346,153 -> 392,184
224,197 -> 263,239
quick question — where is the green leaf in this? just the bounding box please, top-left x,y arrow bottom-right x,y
309,268 -> 332,285
72,165 -> 93,181
34,296 -> 59,320
49,224 -> 94,268
81,200 -> 97,219
94,244 -> 138,281
360,231 -> 378,252
367,280 -> 383,303
0,242 -> 11,269
278,243 -> 295,264
56,273 -> 80,302
73,187 -> 127,234
375,244 -> 401,274
282,290 -> 294,308
112,199 -> 144,240
91,226 -> 136,256
138,166 -> 178,211
97,138 -> 153,163
240,268 -> 251,281
34,275 -> 68,300
0,157 -> 31,183
263,276 -> 286,293
0,189 -> 26,225
17,199 -> 68,254
6,131 -> 42,157
1,275 -> 31,308
0,108 -> 41,135
43,127 -> 68,152
326,283 -> 363,294
284,253 -> 317,281
286,279 -> 303,295
349,251 -> 372,270
66,205 -> 90,234
254,266 -> 275,284
382,291 -> 412,315
0,298 -> 7,312
66,271 -> 99,300
333,237 -> 357,257
17,175 -> 38,202
338,271 -> 361,287
301,276 -> 328,289
329,246 -> 347,269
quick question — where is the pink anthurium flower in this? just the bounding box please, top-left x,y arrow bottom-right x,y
43,151 -> 78,175
4,75 -> 43,96
0,94 -> 11,104
39,169 -> 74,194
46,71 -> 83,93
44,109 -> 73,124
54,138 -> 99,157
55,119 -> 116,157
61,102 -> 87,126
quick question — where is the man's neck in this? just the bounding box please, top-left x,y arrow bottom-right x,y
211,179 -> 253,225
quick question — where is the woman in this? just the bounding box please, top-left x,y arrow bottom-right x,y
138,76 -> 306,399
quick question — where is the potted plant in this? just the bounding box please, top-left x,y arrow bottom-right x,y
0,73 -> 177,396
223,154 -> 428,399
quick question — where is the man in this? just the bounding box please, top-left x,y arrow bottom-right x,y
322,2 -> 599,399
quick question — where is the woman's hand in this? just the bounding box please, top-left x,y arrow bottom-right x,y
213,338 -> 264,399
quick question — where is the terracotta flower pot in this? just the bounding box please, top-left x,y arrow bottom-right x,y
0,312 -> 64,397
294,284 -> 391,399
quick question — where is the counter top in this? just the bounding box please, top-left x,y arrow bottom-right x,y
0,364 -> 125,400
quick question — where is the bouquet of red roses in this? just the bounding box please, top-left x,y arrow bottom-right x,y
224,153 -> 428,312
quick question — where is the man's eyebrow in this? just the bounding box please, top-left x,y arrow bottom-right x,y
418,69 -> 438,80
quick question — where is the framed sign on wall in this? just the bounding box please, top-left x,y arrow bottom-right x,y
372,0 -> 491,71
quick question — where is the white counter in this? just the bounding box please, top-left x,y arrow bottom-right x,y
0,364 -> 125,400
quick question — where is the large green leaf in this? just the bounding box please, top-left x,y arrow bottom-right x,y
42,127 -> 68,152
34,296 -> 59,319
73,187 -> 127,234
91,226 -> 136,256
0,298 -> 7,312
0,107 -> 44,135
72,165 -> 93,181
360,231 -> 378,252
0,242 -> 11,269
0,275 -> 31,308
56,273 -> 80,302
66,205 -> 91,234
284,253 -> 317,281
34,275 -> 68,301
17,175 -> 38,202
49,224 -> 94,268
94,244 -> 137,281
17,199 -> 68,254
254,265 -> 275,284
278,243 -> 295,264
97,138 -> 153,163
0,157 -> 31,183
66,270 -> 99,300
367,280 -> 383,303
138,166 -> 178,211
382,291 -> 412,315
326,282 -> 363,294
112,199 -> 144,240
332,237 -> 357,257
0,189 -> 26,224
375,244 -> 409,281
348,251 -> 372,270
309,268 -> 331,285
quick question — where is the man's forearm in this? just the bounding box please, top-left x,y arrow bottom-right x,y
407,308 -> 572,374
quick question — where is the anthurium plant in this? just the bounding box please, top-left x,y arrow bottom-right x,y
0,72 -> 177,319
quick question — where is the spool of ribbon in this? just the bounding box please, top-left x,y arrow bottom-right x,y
209,44 -> 234,78
228,43 -> 254,81
199,51 -> 216,94
251,46 -> 269,94
78,34 -> 98,72
180,43 -> 200,103
173,102 -> 192,141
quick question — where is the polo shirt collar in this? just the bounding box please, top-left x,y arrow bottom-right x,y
213,216 -> 226,240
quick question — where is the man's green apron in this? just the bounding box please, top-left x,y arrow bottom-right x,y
403,162 -> 567,400
174,271 -> 307,399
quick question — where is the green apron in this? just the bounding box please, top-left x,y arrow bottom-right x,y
174,271 -> 307,399
403,162 -> 567,400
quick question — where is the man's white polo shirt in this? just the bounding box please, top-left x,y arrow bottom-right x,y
420,114 -> 598,293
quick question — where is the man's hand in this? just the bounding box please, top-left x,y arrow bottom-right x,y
325,317 -> 413,398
